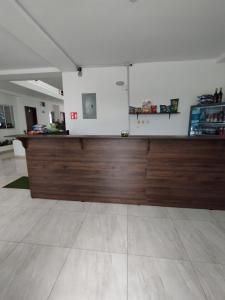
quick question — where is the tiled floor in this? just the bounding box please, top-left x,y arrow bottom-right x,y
0,151 -> 225,299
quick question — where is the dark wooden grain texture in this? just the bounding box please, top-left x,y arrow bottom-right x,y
18,136 -> 225,209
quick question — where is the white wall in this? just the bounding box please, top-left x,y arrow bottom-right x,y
62,67 -> 128,135
130,60 -> 225,135
62,60 -> 225,136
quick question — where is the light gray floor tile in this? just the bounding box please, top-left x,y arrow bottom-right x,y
8,189 -> 30,198
128,205 -> 169,218
18,197 -> 57,209
0,241 -> 17,264
88,202 -> 127,215
0,192 -> 30,209
174,220 -> 225,263
0,188 -> 16,202
128,216 -> 187,259
0,189 -> 54,211
24,209 -> 85,247
48,249 -> 127,300
55,200 -> 89,213
194,262 -> 225,300
0,207 -> 48,242
168,207 -> 214,222
73,213 -> 127,253
211,210 -> 225,223
0,204 -> 16,217
0,243 -> 68,300
1,189 -> 30,200
215,221 -> 225,233
128,255 -> 206,300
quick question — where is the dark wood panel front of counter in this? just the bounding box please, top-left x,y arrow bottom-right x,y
18,136 -> 225,209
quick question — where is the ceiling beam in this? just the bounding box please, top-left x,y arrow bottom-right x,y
0,0 -> 76,71
0,80 -> 64,101
11,80 -> 63,100
0,67 -> 59,77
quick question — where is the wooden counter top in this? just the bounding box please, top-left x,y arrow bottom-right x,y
17,134 -> 225,141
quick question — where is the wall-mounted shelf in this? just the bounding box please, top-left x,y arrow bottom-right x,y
129,112 -> 180,119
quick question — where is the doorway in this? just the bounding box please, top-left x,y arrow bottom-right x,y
25,106 -> 38,130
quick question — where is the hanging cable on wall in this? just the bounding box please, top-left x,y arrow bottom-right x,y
127,64 -> 132,133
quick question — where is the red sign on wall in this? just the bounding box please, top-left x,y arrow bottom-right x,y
70,112 -> 78,120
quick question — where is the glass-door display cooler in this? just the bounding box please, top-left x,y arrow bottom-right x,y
188,103 -> 225,136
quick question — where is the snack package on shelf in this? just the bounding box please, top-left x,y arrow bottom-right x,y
142,100 -> 152,113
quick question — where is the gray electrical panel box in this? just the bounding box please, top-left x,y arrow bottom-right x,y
82,93 -> 97,119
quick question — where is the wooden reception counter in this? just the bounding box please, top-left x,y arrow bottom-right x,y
17,135 -> 225,209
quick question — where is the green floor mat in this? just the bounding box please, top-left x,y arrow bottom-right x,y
4,176 -> 29,189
